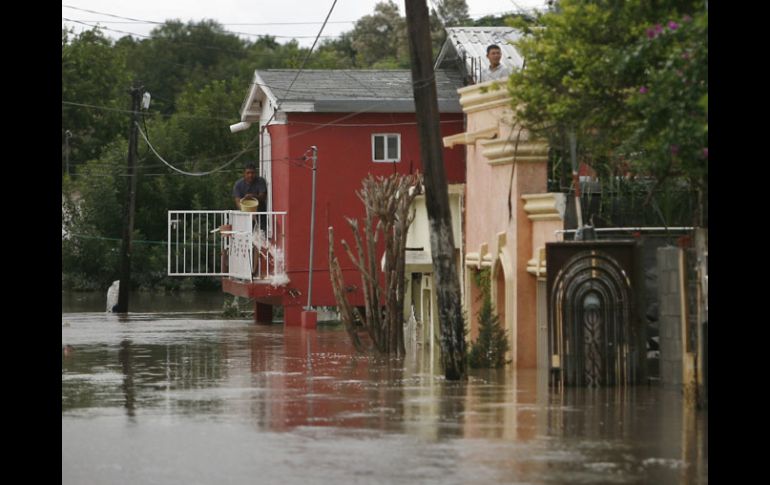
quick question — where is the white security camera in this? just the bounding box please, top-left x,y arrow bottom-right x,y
229,121 -> 252,133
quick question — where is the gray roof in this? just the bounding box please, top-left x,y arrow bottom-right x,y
435,27 -> 524,79
253,69 -> 464,113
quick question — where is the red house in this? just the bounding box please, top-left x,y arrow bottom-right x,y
222,69 -> 466,325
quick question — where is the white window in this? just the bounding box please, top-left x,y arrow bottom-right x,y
372,134 -> 400,162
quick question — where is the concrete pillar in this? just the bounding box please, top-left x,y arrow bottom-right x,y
255,302 -> 273,325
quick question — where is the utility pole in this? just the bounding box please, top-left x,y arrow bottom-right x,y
115,84 -> 143,313
404,0 -> 466,380
64,130 -> 72,176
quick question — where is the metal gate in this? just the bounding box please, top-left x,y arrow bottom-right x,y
547,241 -> 643,387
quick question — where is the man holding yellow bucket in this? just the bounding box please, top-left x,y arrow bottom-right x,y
233,163 -> 267,212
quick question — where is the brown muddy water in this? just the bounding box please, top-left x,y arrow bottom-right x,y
62,310 -> 707,484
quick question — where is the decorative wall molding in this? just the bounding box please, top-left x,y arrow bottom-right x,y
457,81 -> 512,113
522,193 -> 566,221
465,242 -> 493,268
442,126 -> 498,148
479,138 -> 548,165
526,247 -> 547,279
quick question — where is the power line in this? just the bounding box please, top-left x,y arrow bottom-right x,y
62,5 -> 356,26
62,100 -> 138,115
260,0 -> 339,131
283,0 -> 339,101
62,17 -> 338,42
62,20 -> 345,64
64,18 -> 358,27
64,232 -> 167,245
64,96 -> 464,176
136,121 -> 259,176
62,100 -> 236,122
287,119 -> 463,127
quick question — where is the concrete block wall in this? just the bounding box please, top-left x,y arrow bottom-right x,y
657,247 -> 682,388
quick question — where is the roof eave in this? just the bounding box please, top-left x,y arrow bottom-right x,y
239,71 -> 279,123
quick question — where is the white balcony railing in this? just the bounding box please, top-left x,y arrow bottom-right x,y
167,210 -> 287,284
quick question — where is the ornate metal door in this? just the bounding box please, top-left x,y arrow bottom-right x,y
547,242 -> 643,387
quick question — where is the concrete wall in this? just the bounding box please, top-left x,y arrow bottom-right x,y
657,247 -> 684,387
446,80 -> 551,369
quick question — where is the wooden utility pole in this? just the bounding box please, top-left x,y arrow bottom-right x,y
64,130 -> 72,176
115,85 -> 143,313
404,0 -> 466,380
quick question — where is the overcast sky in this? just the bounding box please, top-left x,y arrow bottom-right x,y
62,1 -> 549,47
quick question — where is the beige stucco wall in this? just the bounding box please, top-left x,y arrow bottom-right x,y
403,185 -> 465,348
447,80 -> 563,369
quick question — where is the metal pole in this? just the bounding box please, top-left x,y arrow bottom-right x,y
306,146 -> 318,310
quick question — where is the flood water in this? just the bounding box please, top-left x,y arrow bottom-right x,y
62,305 -> 707,484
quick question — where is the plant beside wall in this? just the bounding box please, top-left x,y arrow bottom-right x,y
468,269 -> 510,369
222,296 -> 243,318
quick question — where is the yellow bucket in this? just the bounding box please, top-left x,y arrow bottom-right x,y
240,196 -> 259,212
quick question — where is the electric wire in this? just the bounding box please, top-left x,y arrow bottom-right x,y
136,121 -> 259,176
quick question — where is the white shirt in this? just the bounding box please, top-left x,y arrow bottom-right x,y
482,63 -> 511,82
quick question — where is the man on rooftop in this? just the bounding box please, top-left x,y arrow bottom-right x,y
483,44 -> 511,82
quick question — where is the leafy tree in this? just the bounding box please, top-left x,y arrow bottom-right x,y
62,27 -> 131,174
434,0 -> 471,26
507,0 -> 707,225
65,0 -> 513,290
472,13 -> 531,27
620,11 -> 708,224
120,20 -> 248,115
313,33 -> 358,68
62,140 -> 127,290
351,1 -> 410,68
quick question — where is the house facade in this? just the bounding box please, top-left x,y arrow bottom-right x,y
439,27 -> 566,369
226,69 -> 467,325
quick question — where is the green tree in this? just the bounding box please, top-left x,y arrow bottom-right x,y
468,298 -> 511,369
468,269 -> 510,369
351,1 -> 410,68
435,0 -> 471,26
120,20 -> 248,115
312,33 -> 358,68
62,27 -> 131,174
62,140 -> 127,290
620,11 -> 708,224
507,0 -> 707,224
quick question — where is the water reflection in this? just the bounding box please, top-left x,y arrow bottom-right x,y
62,314 -> 706,484
117,340 -> 135,419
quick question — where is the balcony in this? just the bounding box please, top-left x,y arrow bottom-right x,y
167,210 -> 287,284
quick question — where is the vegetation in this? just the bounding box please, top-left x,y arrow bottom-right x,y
467,268 -> 510,369
63,1 -> 516,291
329,173 -> 422,357
65,1 -> 704,292
506,0 -> 708,226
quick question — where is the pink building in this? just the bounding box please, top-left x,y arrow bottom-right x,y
440,28 -> 566,369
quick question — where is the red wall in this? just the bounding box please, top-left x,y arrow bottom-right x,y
267,111 -> 465,308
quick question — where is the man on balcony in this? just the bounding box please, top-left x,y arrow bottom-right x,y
233,163 -> 269,276
233,163 -> 267,211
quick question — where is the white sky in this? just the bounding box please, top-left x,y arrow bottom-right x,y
62,1 -> 549,47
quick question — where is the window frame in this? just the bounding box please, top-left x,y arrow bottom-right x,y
371,133 -> 401,163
